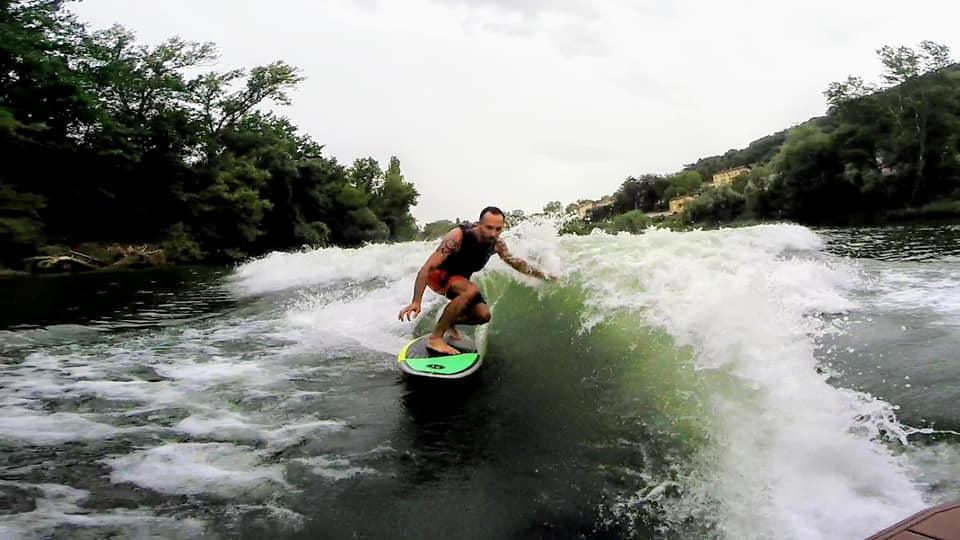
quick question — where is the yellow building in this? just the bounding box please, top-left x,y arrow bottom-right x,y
572,196 -> 615,219
712,165 -> 750,186
669,196 -> 695,214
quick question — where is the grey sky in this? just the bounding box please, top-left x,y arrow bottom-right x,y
70,0 -> 960,223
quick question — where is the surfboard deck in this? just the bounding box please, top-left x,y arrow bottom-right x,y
397,334 -> 482,379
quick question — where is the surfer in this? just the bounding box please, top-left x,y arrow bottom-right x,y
398,206 -> 553,355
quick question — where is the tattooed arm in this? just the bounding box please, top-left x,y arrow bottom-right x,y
399,228 -> 462,321
495,239 -> 550,280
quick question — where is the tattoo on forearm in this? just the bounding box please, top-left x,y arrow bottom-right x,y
497,241 -> 538,276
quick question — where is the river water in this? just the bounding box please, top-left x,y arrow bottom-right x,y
0,223 -> 958,539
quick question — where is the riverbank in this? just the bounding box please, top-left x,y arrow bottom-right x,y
5,242 -> 168,276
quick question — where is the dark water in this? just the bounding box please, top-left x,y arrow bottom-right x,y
0,224 -> 958,539
0,266 -> 236,331
0,269 -> 689,539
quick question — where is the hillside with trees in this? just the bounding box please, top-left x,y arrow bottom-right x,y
586,41 -> 960,228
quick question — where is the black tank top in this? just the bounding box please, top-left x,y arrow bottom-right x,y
437,223 -> 496,279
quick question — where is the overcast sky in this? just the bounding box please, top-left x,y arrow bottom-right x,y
70,0 -> 960,223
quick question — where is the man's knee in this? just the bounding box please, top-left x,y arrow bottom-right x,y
452,282 -> 481,302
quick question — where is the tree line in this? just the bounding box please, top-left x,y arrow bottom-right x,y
593,41 -> 960,227
0,0 -> 419,266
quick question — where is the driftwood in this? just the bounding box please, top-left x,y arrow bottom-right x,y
24,255 -> 101,273
25,244 -> 167,274
105,244 -> 167,268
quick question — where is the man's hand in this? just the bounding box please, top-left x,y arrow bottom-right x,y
398,302 -> 422,321
496,239 -> 557,281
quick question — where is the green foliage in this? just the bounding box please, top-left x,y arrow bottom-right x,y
161,222 -> 204,262
420,219 -> 456,240
559,211 -> 653,236
542,201 -> 563,214
340,207 -> 389,245
372,157 -> 418,241
604,210 -> 652,234
349,157 -> 383,194
293,221 -> 331,247
0,2 -> 419,264
0,184 -> 45,262
667,170 -> 703,196
682,187 -> 746,225
613,174 -> 671,214
761,124 -> 852,220
683,40 -> 960,225
883,199 -> 960,222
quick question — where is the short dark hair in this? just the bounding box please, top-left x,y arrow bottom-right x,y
479,206 -> 505,221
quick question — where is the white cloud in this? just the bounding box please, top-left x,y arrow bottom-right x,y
69,0 -> 960,222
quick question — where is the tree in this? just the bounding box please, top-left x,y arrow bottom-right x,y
420,219 -> 455,240
542,200 -> 563,214
669,170 -> 703,194
682,186 -> 746,225
613,174 -> 670,213
825,41 -> 959,208
372,156 -> 418,241
190,60 -> 303,161
764,125 -> 850,220
0,1 -> 424,264
0,184 -> 45,262
349,157 -> 383,195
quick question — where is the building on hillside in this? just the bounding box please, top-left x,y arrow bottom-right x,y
669,196 -> 695,215
712,165 -> 750,186
571,195 -> 615,219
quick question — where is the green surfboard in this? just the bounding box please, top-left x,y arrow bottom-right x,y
397,335 -> 482,379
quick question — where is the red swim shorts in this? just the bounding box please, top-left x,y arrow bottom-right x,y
427,269 -> 468,298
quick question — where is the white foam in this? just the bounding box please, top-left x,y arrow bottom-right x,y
105,443 -> 288,498
174,412 -> 344,449
294,455 -> 379,480
867,263 -> 960,321
153,356 -> 274,385
567,224 -> 926,539
228,223 -> 928,537
0,481 -> 207,538
1,220 -> 940,538
0,406 -> 120,445
230,242 -> 434,296
258,219 -> 562,355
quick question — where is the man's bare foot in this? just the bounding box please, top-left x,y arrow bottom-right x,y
445,327 -> 463,341
427,335 -> 459,355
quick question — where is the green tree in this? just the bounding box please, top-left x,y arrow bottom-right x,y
190,60 -> 303,162
825,41 -> 959,208
349,157 -> 383,195
372,156 -> 418,241
542,200 -> 563,214
764,125 -> 850,220
682,187 -> 746,225
604,210 -> 651,234
613,174 -> 670,213
663,170 -> 703,201
0,1 -> 419,265
0,184 -> 45,261
420,219 -> 456,240
184,154 -> 273,258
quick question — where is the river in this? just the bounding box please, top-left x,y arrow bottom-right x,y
0,223 -> 958,539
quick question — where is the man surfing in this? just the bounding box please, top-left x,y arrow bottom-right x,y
398,206 -> 553,355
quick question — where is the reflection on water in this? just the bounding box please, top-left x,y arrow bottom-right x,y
0,266 -> 237,331
819,225 -> 960,261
